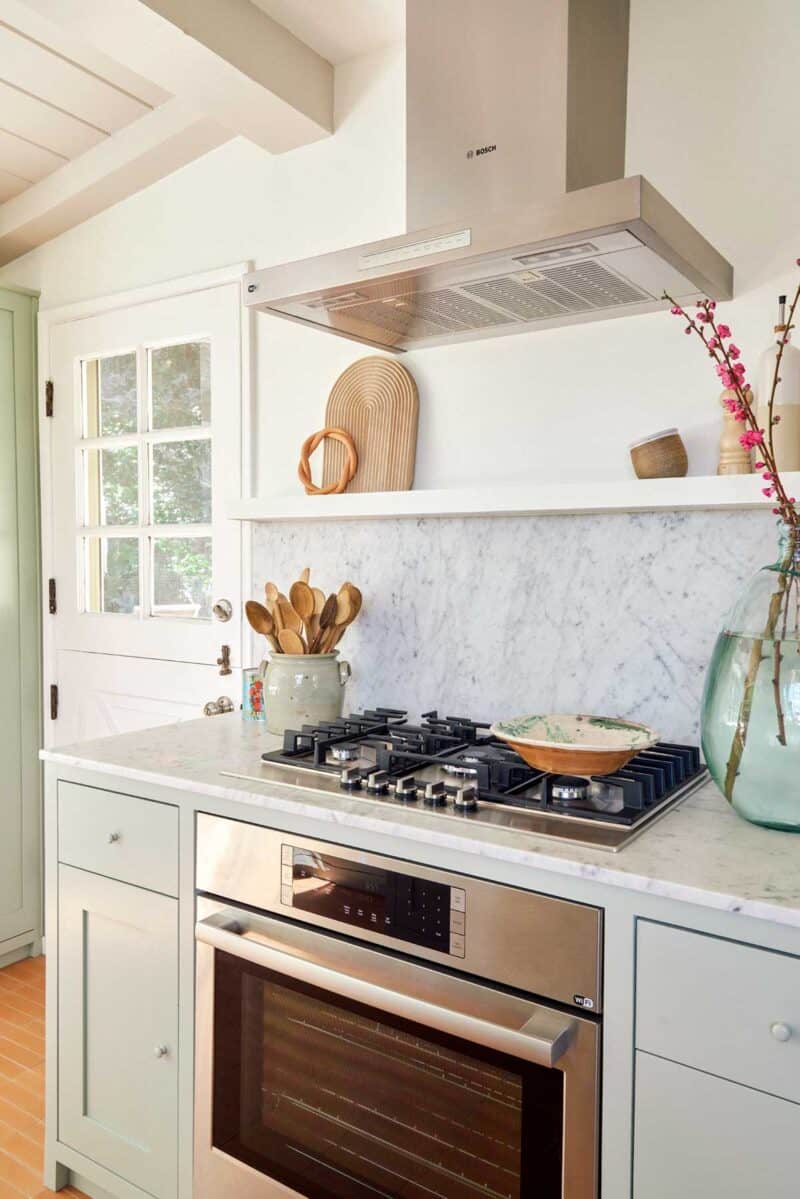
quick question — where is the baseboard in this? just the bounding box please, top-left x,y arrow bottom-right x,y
0,938 -> 41,969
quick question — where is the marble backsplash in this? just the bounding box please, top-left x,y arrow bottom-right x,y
251,509 -> 777,743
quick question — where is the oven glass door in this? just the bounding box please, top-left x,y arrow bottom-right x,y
212,948 -> 564,1199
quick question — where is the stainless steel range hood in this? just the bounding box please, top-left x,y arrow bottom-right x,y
243,0 -> 733,352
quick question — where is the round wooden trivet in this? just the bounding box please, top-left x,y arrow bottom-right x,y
322,357 -> 419,493
298,427 -> 358,495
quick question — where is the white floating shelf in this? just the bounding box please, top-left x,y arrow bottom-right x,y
228,473 -> 800,523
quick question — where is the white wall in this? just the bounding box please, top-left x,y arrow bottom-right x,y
3,1 -> 800,496
1,1 -> 798,735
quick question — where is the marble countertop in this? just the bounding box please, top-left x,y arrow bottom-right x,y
42,715 -> 800,929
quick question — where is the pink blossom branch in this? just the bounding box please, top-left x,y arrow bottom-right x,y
662,291 -> 798,534
664,274 -> 800,797
766,285 -> 800,463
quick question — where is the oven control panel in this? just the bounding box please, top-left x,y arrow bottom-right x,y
281,844 -> 466,957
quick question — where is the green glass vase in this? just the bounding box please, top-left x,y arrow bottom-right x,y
701,523 -> 800,830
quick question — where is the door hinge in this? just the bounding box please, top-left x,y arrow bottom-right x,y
45,380 -> 54,417
48,578 -> 57,615
49,684 -> 59,721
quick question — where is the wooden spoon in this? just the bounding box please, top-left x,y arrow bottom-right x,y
312,587 -> 325,615
245,600 -> 275,638
277,599 -> 303,634
344,582 -> 362,618
299,567 -> 310,584
310,593 -> 337,653
264,581 -> 279,612
334,585 -> 355,625
277,628 -> 306,654
322,583 -> 363,652
290,580 -> 315,623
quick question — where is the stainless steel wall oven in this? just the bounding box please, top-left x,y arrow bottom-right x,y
195,815 -> 603,1199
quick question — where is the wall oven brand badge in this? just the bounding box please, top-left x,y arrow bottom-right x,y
466,144 -> 497,159
573,994 -> 595,1009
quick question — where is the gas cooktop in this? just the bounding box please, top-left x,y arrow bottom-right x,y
223,708 -> 708,852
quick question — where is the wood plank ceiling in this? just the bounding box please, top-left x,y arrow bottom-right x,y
0,4 -> 167,203
0,0 -> 339,265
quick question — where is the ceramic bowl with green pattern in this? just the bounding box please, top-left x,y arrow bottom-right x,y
490,714 -> 660,777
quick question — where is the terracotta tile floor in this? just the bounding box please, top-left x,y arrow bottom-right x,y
0,957 -> 87,1199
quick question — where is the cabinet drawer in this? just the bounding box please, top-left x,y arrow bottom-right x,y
634,1051 -> 800,1198
58,782 -> 179,897
636,920 -> 800,1104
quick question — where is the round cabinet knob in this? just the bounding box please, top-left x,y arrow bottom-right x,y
771,1022 -> 793,1043
107,832 -> 120,844
154,1045 -> 169,1059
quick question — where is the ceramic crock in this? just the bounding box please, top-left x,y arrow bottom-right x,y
262,652 -> 351,735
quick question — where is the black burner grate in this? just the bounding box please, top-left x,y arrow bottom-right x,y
261,709 -> 703,829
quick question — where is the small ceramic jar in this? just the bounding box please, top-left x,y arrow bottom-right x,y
263,651 -> 352,735
629,428 -> 688,479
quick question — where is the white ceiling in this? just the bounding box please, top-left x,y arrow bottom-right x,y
251,0 -> 403,66
0,0 -> 402,263
0,0 -> 168,202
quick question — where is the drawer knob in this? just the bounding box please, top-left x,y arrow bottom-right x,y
771,1022 -> 793,1043
107,832 -> 121,844
154,1045 -> 169,1059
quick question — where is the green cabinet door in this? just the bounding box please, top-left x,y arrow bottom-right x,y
0,287 -> 40,954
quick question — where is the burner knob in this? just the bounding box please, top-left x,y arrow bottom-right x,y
424,782 -> 448,807
454,785 -> 478,811
366,770 -> 390,795
394,776 -> 419,802
340,766 -> 362,790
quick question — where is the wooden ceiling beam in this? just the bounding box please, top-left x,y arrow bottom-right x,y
0,99 -> 231,265
16,0 -> 335,152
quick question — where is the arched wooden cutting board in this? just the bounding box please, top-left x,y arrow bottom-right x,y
322,357 -> 419,492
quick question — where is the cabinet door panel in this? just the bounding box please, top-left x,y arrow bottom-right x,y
58,865 -> 178,1198
634,1051 -> 800,1198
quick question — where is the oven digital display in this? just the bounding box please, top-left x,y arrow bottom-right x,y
288,847 -> 456,952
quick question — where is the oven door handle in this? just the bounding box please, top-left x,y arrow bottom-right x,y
196,908 -> 578,1069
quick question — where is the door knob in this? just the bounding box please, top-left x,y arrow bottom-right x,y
154,1045 -> 169,1059
107,832 -> 120,844
212,598 -> 233,622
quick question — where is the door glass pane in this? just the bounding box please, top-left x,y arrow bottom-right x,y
212,954 -> 565,1199
83,354 -> 137,436
83,447 -> 138,526
84,536 -> 140,614
152,537 -> 212,618
150,341 -> 211,429
151,439 -> 211,524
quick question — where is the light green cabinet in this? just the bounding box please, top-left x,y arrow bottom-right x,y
634,1051 -> 800,1197
58,864 -> 179,1199
0,287 -> 40,957
634,920 -> 800,1197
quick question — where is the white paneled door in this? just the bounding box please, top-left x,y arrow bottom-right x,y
41,269 -> 248,746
